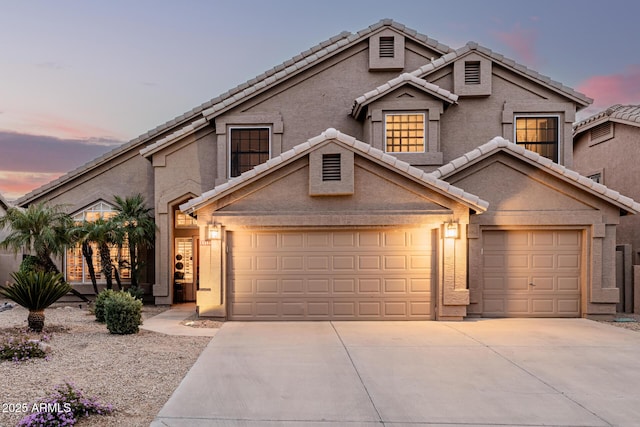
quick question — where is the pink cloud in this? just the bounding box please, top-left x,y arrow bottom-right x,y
576,65 -> 640,109
0,171 -> 64,201
491,23 -> 538,67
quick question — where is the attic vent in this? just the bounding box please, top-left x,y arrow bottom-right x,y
465,61 -> 481,85
379,36 -> 395,58
590,122 -> 612,141
322,154 -> 341,181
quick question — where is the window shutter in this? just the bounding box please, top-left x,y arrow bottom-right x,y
465,61 -> 481,85
379,36 -> 395,58
590,122 -> 612,141
322,154 -> 341,181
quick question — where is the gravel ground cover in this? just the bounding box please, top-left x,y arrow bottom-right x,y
1,297 -> 639,427
0,299 -> 212,427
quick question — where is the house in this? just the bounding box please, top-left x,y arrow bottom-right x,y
573,105 -> 640,313
16,20 -> 639,320
0,193 -> 20,285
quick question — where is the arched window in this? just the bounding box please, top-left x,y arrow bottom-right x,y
66,201 -> 131,284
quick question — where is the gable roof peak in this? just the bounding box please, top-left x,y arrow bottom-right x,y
430,136 -> 640,214
573,104 -> 640,134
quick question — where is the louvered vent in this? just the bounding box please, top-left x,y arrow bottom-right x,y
465,61 -> 481,85
379,36 -> 395,58
590,122 -> 612,141
322,154 -> 341,181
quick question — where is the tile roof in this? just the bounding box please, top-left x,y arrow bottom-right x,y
139,118 -> 208,158
180,128 -> 488,214
429,136 -> 640,214
351,73 -> 458,118
573,104 -> 640,134
17,20 -> 451,206
409,42 -> 593,108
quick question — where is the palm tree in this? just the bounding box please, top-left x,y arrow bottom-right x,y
0,203 -> 74,273
80,218 -> 122,290
0,271 -> 71,332
112,194 -> 155,289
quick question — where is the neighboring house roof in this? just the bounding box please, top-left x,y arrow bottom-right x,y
573,104 -> 640,135
430,136 -> 640,214
410,42 -> 593,108
351,73 -> 458,119
17,19 -> 451,207
0,192 -> 9,212
180,128 -> 489,214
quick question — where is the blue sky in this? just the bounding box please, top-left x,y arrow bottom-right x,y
0,0 -> 638,199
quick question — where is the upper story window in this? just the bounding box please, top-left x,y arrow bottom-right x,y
515,116 -> 559,162
385,113 -> 425,153
229,127 -> 270,177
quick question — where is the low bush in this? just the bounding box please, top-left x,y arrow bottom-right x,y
94,289 -> 116,323
104,291 -> 143,335
0,333 -> 50,363
17,381 -> 113,426
125,285 -> 144,301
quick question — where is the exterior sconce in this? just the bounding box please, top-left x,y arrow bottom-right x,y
445,221 -> 459,239
206,222 -> 222,241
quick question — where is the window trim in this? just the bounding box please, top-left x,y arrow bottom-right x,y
513,114 -> 560,163
383,112 -> 427,154
227,126 -> 272,178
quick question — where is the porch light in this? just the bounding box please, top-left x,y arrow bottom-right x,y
445,221 -> 459,239
206,222 -> 222,240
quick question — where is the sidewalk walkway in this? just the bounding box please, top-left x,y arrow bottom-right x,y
141,303 -> 218,337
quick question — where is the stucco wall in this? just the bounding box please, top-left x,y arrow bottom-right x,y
574,123 -> 640,265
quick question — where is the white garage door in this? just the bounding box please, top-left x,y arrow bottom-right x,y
228,229 -> 435,320
482,230 -> 581,317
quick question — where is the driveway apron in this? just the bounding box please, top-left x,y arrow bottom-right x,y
152,319 -> 640,426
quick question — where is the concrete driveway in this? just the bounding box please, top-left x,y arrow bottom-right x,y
152,319 -> 640,426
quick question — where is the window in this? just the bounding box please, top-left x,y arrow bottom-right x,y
175,211 -> 197,228
65,201 -> 130,284
385,113 -> 425,153
515,116 -> 559,162
229,127 -> 270,177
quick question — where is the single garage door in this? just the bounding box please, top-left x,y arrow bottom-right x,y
228,229 -> 435,320
482,230 -> 581,317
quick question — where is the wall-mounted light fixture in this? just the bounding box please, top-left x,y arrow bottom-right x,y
206,222 -> 222,241
445,221 -> 459,239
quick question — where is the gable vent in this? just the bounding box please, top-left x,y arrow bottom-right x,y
590,122 -> 612,141
322,154 -> 341,181
379,36 -> 395,58
465,61 -> 481,85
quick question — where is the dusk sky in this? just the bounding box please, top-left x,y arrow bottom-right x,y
1,0 -> 639,200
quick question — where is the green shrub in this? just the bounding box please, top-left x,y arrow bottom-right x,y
104,291 -> 143,335
94,289 -> 116,323
125,285 -> 144,301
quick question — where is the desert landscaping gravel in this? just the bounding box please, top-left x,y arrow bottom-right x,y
0,300 -> 212,427
2,298 -> 639,427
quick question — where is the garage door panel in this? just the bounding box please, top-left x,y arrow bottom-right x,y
229,229 -> 434,320
482,230 -> 581,317
384,255 -> 407,269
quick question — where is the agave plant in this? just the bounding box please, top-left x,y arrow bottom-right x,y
0,271 -> 71,332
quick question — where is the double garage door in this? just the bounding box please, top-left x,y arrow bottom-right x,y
482,230 -> 582,317
228,229 -> 435,320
